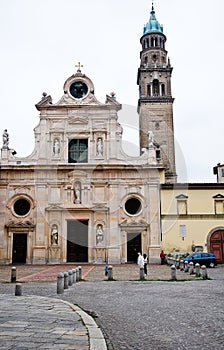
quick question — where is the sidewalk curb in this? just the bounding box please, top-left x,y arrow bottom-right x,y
61,300 -> 107,350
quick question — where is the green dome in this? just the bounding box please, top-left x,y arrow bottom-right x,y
143,5 -> 163,34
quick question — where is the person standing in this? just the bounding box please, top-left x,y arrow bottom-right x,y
160,250 -> 166,265
137,252 -> 144,268
143,253 -> 148,276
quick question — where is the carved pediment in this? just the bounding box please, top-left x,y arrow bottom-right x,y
56,92 -> 103,106
176,194 -> 188,199
10,186 -> 31,193
46,204 -> 64,211
120,218 -> 148,228
68,115 -> 89,125
213,194 -> 224,199
6,220 -> 35,228
106,94 -> 121,107
68,170 -> 88,181
35,95 -> 53,110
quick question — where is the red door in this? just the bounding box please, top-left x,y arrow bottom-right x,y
210,230 -> 224,263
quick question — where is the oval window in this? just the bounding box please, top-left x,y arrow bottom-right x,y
125,197 -> 142,216
13,198 -> 31,216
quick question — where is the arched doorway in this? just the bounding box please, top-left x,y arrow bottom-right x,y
209,229 -> 224,263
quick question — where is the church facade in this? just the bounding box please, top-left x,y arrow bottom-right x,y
0,4 -> 223,265
0,63 -> 164,264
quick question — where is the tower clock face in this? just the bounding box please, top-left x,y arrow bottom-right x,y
69,81 -> 88,99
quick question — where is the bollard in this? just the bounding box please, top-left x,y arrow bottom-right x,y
108,265 -> 113,280
201,265 -> 208,280
72,268 -> 76,284
68,270 -> 73,286
78,266 -> 82,281
184,261 -> 189,273
57,272 -> 64,294
139,266 -> 145,280
170,264 -> 177,280
180,260 -> 184,271
189,262 -> 194,275
64,272 -> 69,289
15,283 -> 22,296
195,263 -> 201,277
76,268 -> 79,282
11,266 -> 17,283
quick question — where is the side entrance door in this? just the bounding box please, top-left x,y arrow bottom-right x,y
12,233 -> 27,264
210,229 -> 224,263
67,220 -> 88,262
127,233 -> 141,263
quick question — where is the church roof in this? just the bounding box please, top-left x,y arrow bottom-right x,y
143,3 -> 163,35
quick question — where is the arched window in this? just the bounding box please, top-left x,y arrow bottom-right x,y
155,37 -> 158,47
161,84 -> 165,96
152,79 -> 159,96
151,37 -> 154,47
147,84 -> 151,96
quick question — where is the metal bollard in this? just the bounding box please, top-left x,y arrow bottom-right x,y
139,266 -> 145,280
201,265 -> 208,280
189,262 -> 194,275
108,265 -> 113,280
78,266 -> 82,281
68,270 -> 73,286
15,283 -> 22,296
72,268 -> 77,284
171,264 -> 177,280
64,272 -> 69,289
11,266 -> 17,283
57,272 -> 64,294
184,261 -> 189,272
195,263 -> 201,277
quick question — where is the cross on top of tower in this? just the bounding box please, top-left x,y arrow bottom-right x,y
75,62 -> 83,73
151,0 -> 155,13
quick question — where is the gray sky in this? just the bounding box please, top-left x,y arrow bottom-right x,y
0,0 -> 223,182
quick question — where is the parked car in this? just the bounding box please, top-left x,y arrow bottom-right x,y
183,252 -> 217,268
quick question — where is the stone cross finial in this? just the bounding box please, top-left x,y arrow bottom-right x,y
75,62 -> 83,72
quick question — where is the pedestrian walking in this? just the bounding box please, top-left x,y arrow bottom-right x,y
160,250 -> 166,265
105,265 -> 109,276
137,252 -> 144,268
143,253 -> 148,276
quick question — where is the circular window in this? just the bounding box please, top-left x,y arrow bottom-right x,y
13,198 -> 31,216
125,197 -> 142,216
69,81 -> 88,99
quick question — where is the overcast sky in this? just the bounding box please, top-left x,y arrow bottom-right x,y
0,0 -> 223,183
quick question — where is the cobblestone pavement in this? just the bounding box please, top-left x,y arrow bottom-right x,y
0,295 -> 89,350
0,264 -> 224,350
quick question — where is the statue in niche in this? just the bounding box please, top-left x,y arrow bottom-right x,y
53,139 -> 60,156
74,182 -> 81,204
97,138 -> 103,156
2,129 -> 9,149
51,225 -> 58,245
148,130 -> 154,148
96,224 -> 104,244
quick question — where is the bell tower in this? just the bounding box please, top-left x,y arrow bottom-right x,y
137,2 -> 177,183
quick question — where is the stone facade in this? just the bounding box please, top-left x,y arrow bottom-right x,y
0,70 -> 164,265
